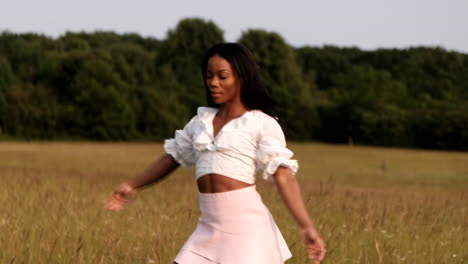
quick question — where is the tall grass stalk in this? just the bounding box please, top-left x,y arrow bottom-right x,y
0,142 -> 466,263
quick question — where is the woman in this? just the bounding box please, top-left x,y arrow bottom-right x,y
105,43 -> 325,264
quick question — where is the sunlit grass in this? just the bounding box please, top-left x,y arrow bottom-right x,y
0,142 -> 467,263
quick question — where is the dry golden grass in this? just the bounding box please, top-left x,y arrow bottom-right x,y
0,142 -> 466,263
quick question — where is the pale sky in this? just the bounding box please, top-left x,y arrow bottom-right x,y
1,0 -> 467,53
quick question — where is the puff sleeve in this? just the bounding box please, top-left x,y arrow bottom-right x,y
256,116 -> 298,181
163,116 -> 197,167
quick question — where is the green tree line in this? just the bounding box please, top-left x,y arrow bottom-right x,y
1,18 -> 467,150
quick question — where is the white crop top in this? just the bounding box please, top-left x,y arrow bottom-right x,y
164,107 -> 298,184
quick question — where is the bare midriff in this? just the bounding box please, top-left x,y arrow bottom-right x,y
197,174 -> 254,193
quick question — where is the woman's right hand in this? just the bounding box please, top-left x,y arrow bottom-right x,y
302,227 -> 326,264
104,183 -> 136,211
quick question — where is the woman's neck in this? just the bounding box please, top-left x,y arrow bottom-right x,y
217,101 -> 250,119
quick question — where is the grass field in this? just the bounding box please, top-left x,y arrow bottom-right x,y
0,142 -> 466,264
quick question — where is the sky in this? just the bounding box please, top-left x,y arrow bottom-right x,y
1,0 -> 467,53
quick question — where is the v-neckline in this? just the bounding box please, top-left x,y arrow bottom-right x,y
210,109 -> 251,140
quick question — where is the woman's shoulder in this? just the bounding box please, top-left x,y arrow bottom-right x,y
197,106 -> 218,116
190,107 -> 280,131
248,110 -> 286,141
180,106 -> 219,132
249,110 -> 280,126
184,107 -> 217,126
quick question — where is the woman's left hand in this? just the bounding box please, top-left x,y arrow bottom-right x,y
302,227 -> 326,264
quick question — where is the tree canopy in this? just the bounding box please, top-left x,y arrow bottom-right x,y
1,18 -> 467,150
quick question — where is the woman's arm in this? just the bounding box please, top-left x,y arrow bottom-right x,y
273,166 -> 326,264
127,154 -> 180,190
105,154 -> 180,211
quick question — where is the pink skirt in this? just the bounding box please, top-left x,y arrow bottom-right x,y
174,185 -> 292,264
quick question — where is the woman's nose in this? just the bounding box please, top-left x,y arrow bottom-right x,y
208,77 -> 218,88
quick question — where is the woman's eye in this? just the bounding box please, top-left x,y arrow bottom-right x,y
220,76 -> 227,80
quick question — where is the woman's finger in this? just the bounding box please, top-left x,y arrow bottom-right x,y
307,243 -> 326,264
104,193 -> 129,211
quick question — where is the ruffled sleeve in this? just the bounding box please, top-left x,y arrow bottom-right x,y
256,116 -> 298,181
164,116 -> 197,167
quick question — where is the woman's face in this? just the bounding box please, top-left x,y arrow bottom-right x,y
206,55 -> 241,106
